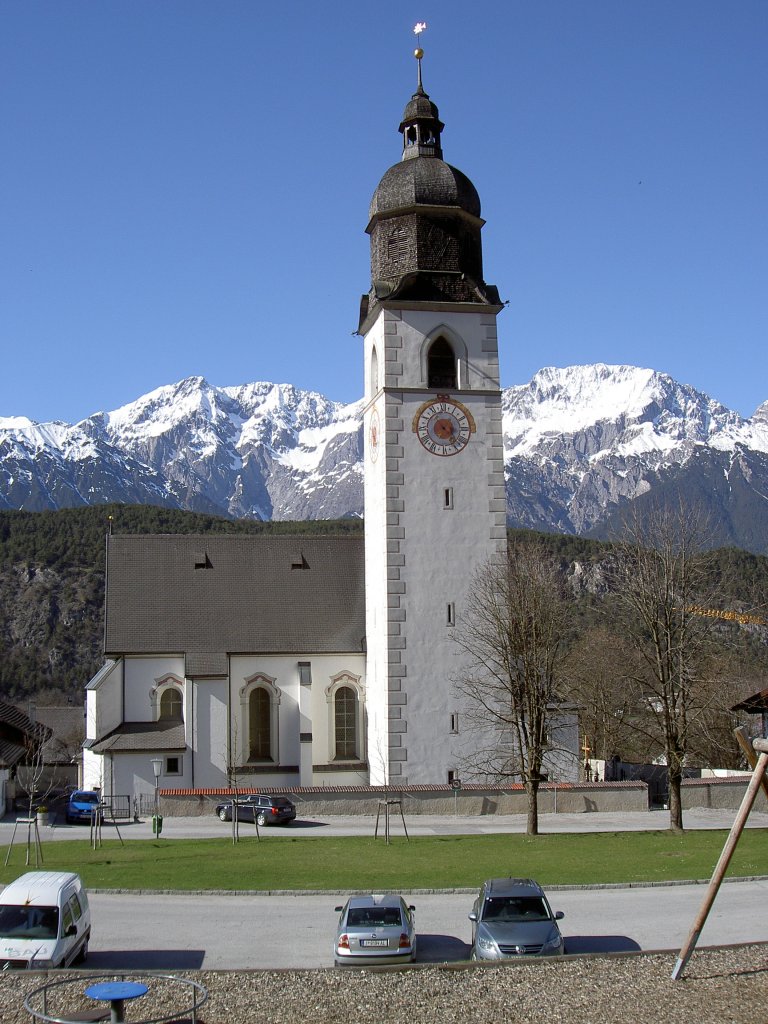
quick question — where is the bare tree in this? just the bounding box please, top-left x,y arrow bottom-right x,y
566,625 -> 645,763
453,538 -> 574,834
610,500 -> 719,832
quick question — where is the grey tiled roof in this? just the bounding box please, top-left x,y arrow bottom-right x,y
90,721 -> 186,753
14,706 -> 84,765
0,701 -> 52,768
105,534 -> 366,672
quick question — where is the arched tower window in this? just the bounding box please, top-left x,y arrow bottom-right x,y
427,337 -> 457,389
370,345 -> 379,398
248,687 -> 272,761
334,686 -> 359,759
159,687 -> 183,721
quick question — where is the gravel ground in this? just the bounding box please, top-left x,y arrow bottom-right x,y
2,946 -> 767,1024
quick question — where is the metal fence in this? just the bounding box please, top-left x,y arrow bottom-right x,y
100,794 -> 132,820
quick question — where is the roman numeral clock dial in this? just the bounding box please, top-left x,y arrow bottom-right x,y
412,396 -> 476,456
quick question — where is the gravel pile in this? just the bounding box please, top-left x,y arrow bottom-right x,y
2,946 -> 766,1024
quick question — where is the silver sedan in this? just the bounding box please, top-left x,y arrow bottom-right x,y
334,894 -> 416,967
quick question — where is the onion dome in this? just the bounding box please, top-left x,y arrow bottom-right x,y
359,44 -> 500,331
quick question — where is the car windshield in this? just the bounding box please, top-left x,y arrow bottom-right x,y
0,904 -> 59,940
72,792 -> 98,804
481,896 -> 549,922
347,907 -> 403,928
271,798 -> 292,808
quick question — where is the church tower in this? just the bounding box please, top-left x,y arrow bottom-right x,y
361,37 -> 507,785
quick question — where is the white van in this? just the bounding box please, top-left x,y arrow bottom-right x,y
0,871 -> 91,969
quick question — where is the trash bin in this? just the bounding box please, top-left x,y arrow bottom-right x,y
152,814 -> 163,835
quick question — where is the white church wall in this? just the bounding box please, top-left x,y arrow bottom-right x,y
229,655 -> 301,771
85,659 -> 123,742
123,656 -> 185,721
308,654 -> 367,769
111,752 -> 190,806
190,679 -> 229,789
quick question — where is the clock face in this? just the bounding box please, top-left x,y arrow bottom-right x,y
368,409 -> 380,462
413,397 -> 475,456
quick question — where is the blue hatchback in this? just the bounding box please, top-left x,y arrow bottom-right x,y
66,790 -> 100,824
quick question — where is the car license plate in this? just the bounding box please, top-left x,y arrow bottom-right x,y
360,939 -> 389,947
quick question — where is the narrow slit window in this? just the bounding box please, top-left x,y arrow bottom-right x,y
446,602 -> 455,627
443,487 -> 453,509
450,713 -> 459,734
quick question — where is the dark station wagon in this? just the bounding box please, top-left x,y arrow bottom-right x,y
214,794 -> 296,827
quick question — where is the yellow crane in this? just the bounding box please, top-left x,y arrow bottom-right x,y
685,605 -> 768,627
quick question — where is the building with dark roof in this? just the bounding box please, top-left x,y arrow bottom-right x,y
84,40 -> 580,801
85,535 -> 367,792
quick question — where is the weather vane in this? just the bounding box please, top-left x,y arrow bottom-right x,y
413,22 -> 427,89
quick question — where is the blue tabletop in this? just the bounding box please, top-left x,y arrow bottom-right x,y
85,982 -> 148,1002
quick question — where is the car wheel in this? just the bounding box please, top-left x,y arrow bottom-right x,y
218,808 -> 230,822
256,811 -> 268,826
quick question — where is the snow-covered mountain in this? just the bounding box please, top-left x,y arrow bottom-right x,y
502,364 -> 768,541
0,378 -> 364,521
2,365 -> 768,552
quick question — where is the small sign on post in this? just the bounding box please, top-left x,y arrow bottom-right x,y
451,777 -> 462,817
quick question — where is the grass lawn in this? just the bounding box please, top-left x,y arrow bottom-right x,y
0,830 -> 765,891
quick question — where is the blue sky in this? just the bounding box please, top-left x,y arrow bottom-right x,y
1,1 -> 766,424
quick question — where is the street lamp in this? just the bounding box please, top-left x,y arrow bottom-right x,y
150,758 -> 163,836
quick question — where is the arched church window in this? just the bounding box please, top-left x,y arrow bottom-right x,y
370,345 -> 379,397
249,687 -> 272,761
159,687 -> 183,721
427,337 -> 457,389
405,125 -> 417,146
334,686 -> 358,760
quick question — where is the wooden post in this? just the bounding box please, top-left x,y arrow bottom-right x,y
671,742 -> 768,980
733,726 -> 768,802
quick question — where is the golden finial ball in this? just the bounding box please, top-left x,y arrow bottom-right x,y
414,47 -> 424,59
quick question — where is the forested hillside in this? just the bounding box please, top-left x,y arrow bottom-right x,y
0,506 -> 766,714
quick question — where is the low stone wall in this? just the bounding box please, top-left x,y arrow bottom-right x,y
158,781 -> 649,817
681,775 -> 767,811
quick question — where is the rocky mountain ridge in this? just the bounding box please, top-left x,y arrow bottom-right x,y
2,364 -> 768,553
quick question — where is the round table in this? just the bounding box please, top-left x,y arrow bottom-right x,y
84,981 -> 148,1023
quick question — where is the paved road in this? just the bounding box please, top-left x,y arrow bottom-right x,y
81,881 -> 768,970
3,809 -> 767,971
3,806 -> 768,843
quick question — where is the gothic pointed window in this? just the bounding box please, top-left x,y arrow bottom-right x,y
427,337 -> 457,389
249,687 -> 272,761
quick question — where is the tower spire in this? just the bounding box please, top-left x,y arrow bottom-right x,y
413,22 -> 427,92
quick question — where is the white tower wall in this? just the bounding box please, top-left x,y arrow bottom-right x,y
364,305 -> 507,784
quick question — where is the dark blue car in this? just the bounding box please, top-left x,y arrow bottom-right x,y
66,790 -> 99,824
